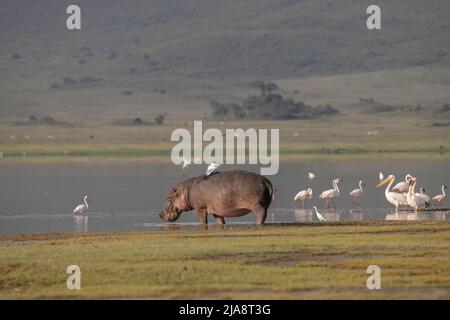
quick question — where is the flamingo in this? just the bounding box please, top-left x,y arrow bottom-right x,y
319,178 -> 343,209
392,174 -> 413,193
73,195 -> 89,215
206,161 -> 220,176
292,188 -> 313,209
377,175 -> 408,213
312,206 -> 327,222
406,177 -> 429,211
432,185 -> 447,206
349,180 -> 365,207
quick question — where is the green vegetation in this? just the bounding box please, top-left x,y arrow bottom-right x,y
13,115 -> 72,127
210,83 -> 338,120
0,221 -> 449,299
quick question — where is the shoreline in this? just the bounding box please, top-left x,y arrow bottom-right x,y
1,220 -> 449,299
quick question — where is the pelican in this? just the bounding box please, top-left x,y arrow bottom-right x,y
349,180 -> 365,207
407,178 -> 430,211
432,185 -> 447,206
312,206 -> 327,222
73,195 -> 89,215
392,174 -> 413,193
377,175 -> 408,212
305,172 -> 316,180
292,188 -> 313,209
319,178 -> 343,209
206,161 -> 220,176
417,187 -> 431,206
379,172 -> 384,181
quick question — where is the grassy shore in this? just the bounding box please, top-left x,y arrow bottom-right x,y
0,113 -> 449,163
1,221 -> 449,299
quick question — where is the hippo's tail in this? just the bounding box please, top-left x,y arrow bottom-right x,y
262,177 -> 276,203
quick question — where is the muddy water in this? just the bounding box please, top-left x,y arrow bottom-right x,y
0,160 -> 448,234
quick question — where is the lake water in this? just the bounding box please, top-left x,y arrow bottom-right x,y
0,160 -> 449,235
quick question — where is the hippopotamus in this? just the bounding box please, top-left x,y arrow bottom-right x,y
160,170 -> 274,225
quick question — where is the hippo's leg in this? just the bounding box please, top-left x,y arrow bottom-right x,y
213,214 -> 226,225
195,208 -> 208,225
254,207 -> 268,225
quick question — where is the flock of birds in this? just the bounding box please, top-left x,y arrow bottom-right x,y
292,172 -> 448,222
72,161 -> 448,224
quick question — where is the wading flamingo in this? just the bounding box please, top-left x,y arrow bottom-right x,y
292,188 -> 313,209
349,180 -> 365,207
319,178 -> 343,209
73,195 -> 89,215
432,185 -> 447,206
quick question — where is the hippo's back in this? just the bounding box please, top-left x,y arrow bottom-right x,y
191,170 -> 274,209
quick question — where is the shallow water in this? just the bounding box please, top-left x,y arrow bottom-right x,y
0,161 -> 449,235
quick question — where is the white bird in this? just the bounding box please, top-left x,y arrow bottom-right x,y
349,180 -> 365,207
377,175 -> 408,213
432,185 -> 447,206
305,172 -> 316,180
73,195 -> 89,215
292,188 -> 313,209
181,157 -> 192,176
206,161 -> 220,176
406,178 -> 429,211
319,178 -> 343,209
312,206 -> 327,222
379,172 -> 384,181
392,174 -> 413,193
417,187 -> 431,206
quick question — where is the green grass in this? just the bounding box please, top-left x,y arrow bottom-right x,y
1,221 -> 449,299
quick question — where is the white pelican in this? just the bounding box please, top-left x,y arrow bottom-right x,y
392,174 -> 413,193
73,195 -> 89,215
305,172 -> 316,180
377,175 -> 408,213
292,188 -> 313,209
432,185 -> 447,206
206,161 -> 220,176
312,206 -> 327,222
379,172 -> 384,181
349,180 -> 365,207
417,187 -> 431,207
406,177 -> 429,211
319,178 -> 343,209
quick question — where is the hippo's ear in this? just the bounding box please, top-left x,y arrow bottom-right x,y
171,187 -> 177,194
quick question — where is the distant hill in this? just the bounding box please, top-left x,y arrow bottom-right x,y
0,0 -> 449,121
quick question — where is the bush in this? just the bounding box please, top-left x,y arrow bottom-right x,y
154,114 -> 166,125
210,93 -> 338,120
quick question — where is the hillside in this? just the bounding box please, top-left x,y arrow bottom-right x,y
0,0 -> 450,121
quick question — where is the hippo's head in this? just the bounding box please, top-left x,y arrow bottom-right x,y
160,187 -> 189,222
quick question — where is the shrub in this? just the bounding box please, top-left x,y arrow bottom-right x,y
154,114 -> 166,125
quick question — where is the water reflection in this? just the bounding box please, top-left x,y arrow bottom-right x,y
73,215 -> 88,232
290,208 -> 448,222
